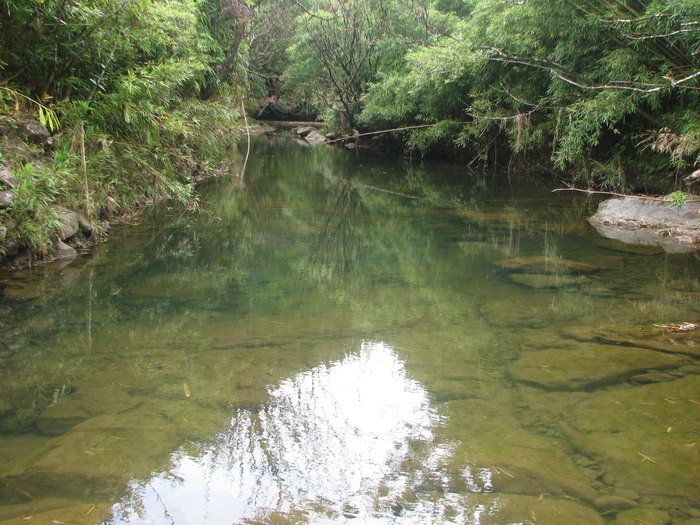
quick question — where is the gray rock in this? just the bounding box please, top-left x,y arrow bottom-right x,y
4,238 -> 18,257
590,196 -> 700,253
54,240 -> 77,259
0,190 -> 13,209
0,226 -> 6,243
55,207 -> 79,240
0,166 -> 18,188
22,119 -> 52,145
305,129 -> 327,145
293,126 -> 314,137
77,214 -> 93,235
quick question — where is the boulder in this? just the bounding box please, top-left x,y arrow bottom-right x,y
77,214 -> 93,235
54,207 -> 79,240
305,129 -> 327,145
0,166 -> 18,189
293,126 -> 314,137
21,119 -> 52,146
53,240 -> 76,260
0,191 -> 13,209
589,196 -> 700,253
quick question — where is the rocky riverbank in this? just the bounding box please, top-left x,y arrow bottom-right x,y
589,196 -> 700,254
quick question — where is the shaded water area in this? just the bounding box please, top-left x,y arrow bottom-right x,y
0,136 -> 699,524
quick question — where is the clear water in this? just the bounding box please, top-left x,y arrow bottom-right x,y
0,136 -> 698,525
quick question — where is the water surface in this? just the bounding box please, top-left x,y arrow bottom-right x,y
0,136 -> 698,524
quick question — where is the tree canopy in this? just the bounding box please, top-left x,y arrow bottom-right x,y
255,0 -> 700,192
1,0 -> 699,198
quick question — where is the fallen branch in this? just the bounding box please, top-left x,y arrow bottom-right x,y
552,187 -> 700,203
325,123 -> 439,144
551,187 -> 665,200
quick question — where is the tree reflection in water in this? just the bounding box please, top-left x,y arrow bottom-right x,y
106,342 -> 442,524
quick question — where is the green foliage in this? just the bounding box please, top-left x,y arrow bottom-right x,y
2,163 -> 62,256
0,0 -> 246,262
274,0 -> 699,191
664,190 -> 688,208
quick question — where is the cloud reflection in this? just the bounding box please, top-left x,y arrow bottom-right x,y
106,342 -> 440,524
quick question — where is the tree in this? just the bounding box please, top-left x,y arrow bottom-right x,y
286,0 -> 385,131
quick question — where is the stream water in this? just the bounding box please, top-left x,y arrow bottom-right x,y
0,136 -> 698,525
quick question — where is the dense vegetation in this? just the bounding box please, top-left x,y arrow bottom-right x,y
1,0 -> 698,264
252,0 -> 700,193
0,0 -> 251,260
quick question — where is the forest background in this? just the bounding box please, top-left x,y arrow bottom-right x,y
1,0 -> 699,263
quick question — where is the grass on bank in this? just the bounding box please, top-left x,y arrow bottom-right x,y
0,94 -> 242,264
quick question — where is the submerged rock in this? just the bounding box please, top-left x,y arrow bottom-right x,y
561,324 -> 700,359
441,399 -> 598,503
560,376 -> 700,499
510,345 -> 687,391
589,196 -> 700,253
509,273 -> 591,289
609,507 -> 670,525
593,494 -> 637,511
495,255 -> 598,275
0,502 -> 111,525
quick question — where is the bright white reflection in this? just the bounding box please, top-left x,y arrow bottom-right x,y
107,342 -> 442,524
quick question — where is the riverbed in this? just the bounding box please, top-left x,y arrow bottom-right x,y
0,136 -> 698,524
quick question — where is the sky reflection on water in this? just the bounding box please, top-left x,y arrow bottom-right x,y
107,342 -> 443,524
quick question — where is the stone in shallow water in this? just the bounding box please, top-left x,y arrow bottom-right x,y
629,371 -> 678,384
510,345 -> 687,391
609,507 -> 671,525
561,324 -> 700,358
593,494 -> 637,511
430,493 -> 604,525
509,273 -> 591,289
560,376 -> 700,499
440,399 -> 597,503
495,255 -> 598,274
0,501 -> 110,525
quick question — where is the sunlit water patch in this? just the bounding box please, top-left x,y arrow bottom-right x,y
105,342 -> 442,523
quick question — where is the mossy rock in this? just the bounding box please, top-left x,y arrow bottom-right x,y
561,324 -> 700,358
439,399 -> 597,502
609,507 -> 670,525
0,501 -> 111,525
495,255 -> 598,275
509,273 -> 591,289
510,345 -> 688,391
560,376 -> 700,499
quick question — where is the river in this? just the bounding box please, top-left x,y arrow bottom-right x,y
0,136 -> 698,524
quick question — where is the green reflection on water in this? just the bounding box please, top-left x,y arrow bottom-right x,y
0,136 -> 698,524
